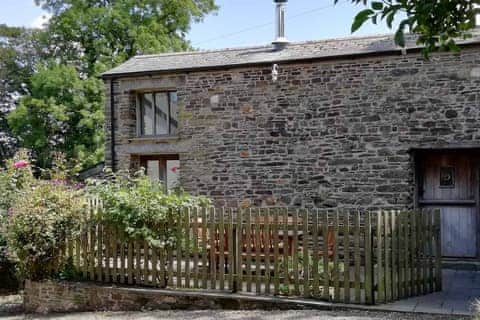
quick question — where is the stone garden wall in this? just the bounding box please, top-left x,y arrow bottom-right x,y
105,46 -> 480,209
23,280 -> 313,314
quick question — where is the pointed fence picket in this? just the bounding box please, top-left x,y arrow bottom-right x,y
60,206 -> 441,305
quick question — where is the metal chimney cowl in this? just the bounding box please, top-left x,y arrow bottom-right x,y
272,0 -> 289,50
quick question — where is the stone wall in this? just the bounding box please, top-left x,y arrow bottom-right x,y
105,47 -> 480,209
23,280 -> 314,314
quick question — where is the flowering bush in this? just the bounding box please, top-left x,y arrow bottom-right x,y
0,151 -> 34,289
3,153 -> 86,281
1,155 -> 209,281
12,160 -> 29,169
0,152 -> 34,215
5,180 -> 87,280
88,169 -> 210,248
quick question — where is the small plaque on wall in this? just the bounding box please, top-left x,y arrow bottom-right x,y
439,167 -> 455,187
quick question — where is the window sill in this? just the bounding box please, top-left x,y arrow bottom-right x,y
129,136 -> 180,144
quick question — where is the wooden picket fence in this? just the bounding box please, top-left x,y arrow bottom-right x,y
61,206 -> 441,305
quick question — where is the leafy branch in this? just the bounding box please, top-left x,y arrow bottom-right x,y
337,0 -> 480,56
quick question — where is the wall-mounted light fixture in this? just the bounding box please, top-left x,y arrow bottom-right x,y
272,64 -> 279,82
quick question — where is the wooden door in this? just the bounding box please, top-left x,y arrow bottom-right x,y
417,152 -> 478,258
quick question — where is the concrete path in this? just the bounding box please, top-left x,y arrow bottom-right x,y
376,269 -> 480,316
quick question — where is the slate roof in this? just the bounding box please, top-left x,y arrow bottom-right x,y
102,30 -> 480,78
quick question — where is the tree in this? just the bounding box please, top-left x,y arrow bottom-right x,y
0,25 -> 42,164
35,0 -> 218,76
8,64 -> 105,170
340,0 -> 480,56
8,0 -> 217,171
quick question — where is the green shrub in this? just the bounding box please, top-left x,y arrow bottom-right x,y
88,169 -> 210,248
0,151 -> 35,289
0,230 -> 18,292
5,180 -> 87,281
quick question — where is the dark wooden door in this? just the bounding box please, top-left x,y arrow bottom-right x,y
417,152 -> 478,258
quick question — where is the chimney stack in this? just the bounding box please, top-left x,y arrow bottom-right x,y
272,0 -> 289,50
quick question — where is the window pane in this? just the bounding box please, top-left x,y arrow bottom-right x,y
169,92 -> 178,135
166,160 -> 180,190
155,93 -> 169,135
146,160 -> 160,181
142,93 -> 154,135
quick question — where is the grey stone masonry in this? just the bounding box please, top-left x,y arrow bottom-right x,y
104,45 -> 480,209
22,280 -> 328,313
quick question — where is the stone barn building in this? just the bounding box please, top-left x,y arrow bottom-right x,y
102,26 -> 480,259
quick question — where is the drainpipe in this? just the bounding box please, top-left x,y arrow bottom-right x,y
110,79 -> 116,172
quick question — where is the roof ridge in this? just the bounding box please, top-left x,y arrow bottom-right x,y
134,43 -> 273,60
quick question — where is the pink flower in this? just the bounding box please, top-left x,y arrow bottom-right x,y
13,160 -> 29,169
171,166 -> 179,173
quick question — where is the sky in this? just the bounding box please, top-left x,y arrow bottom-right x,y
1,0 -> 399,50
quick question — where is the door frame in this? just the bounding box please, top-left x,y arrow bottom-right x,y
413,148 -> 480,259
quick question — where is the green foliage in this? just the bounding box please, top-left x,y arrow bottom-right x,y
0,151 -> 34,290
0,207 -> 18,290
6,0 -> 217,170
0,213 -> 19,290
7,64 -> 105,170
278,252 -> 345,296
5,179 -> 87,281
35,0 -> 218,76
0,151 -> 35,214
0,232 -> 18,291
58,257 -> 83,281
0,25 -> 42,163
88,169 -> 210,248
337,0 -> 480,57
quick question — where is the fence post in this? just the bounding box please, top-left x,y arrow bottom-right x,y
365,211 -> 374,305
231,218 -> 237,293
232,208 -> 241,293
376,210 -> 385,303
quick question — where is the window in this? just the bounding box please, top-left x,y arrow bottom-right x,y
439,166 -> 455,188
140,155 -> 180,191
138,91 -> 178,136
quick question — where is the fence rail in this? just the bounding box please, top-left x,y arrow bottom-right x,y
62,207 -> 441,305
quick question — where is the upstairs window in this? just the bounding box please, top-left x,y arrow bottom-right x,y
138,91 -> 178,136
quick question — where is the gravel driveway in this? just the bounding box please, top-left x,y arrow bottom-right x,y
2,309 -> 473,320
0,295 -> 472,320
